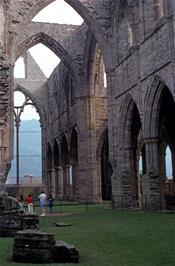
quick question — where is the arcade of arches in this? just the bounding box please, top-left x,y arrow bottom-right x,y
0,0 -> 175,209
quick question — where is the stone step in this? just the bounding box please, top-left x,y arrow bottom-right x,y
54,240 -> 79,263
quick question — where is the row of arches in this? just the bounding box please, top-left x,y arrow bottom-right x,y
116,77 -> 175,209
13,0 -> 167,77
46,128 -> 79,199
46,127 -> 112,201
6,0 -> 174,211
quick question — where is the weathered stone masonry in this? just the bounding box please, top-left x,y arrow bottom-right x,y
0,0 -> 175,209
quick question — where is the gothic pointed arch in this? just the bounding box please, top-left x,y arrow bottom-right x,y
97,127 -> 112,200
144,76 -> 169,139
53,139 -> 60,168
13,0 -> 112,68
118,94 -> 142,207
144,76 -> 175,182
119,94 -> 141,148
60,134 -> 69,166
16,32 -> 80,83
14,84 -> 45,127
70,127 -> 78,164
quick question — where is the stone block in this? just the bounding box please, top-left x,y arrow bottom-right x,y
13,230 -> 55,263
54,240 -> 79,263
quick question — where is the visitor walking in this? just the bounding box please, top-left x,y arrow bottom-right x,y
39,191 -> 47,216
48,194 -> 54,213
27,194 -> 33,213
18,194 -> 24,211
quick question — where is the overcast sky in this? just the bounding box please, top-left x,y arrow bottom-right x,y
14,0 -> 83,120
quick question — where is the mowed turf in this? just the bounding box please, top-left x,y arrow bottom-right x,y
0,203 -> 175,266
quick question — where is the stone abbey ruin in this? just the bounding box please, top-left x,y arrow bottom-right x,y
0,0 -> 174,210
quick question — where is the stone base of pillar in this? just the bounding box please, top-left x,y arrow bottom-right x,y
141,174 -> 161,210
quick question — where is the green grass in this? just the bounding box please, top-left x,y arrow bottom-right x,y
1,203 -> 175,266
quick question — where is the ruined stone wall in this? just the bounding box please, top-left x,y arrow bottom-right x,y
1,0 -> 174,208
108,0 -> 175,209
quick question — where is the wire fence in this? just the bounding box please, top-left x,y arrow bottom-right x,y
19,194 -> 175,215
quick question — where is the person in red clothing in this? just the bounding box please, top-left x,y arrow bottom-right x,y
27,194 -> 33,213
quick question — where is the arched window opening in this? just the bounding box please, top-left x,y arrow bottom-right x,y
7,91 -> 42,186
61,135 -> 69,166
16,44 -> 61,80
155,86 -> 175,204
137,134 -> 146,208
130,104 -> 142,208
29,44 -> 60,78
165,146 -> 173,180
53,140 -> 59,168
101,135 -> 112,200
14,57 -> 26,78
127,20 -> 133,47
139,155 -> 143,176
158,87 -> 175,181
69,166 -> 73,185
32,0 -> 84,25
70,128 -> 78,164
139,148 -> 146,175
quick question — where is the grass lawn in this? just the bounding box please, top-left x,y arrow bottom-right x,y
1,203 -> 175,266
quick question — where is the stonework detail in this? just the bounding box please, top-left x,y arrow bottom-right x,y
0,0 -> 175,210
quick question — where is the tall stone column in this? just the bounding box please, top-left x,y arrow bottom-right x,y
58,167 -> 63,199
0,2 -> 14,191
76,96 -> 101,203
105,67 -> 121,208
51,168 -> 55,196
62,166 -> 70,199
0,56 -> 13,191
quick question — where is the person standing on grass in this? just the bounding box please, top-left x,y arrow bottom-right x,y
27,194 -> 33,213
18,194 -> 25,211
48,194 -> 54,213
39,191 -> 47,216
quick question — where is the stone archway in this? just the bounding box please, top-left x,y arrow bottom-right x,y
16,32 -> 80,84
14,84 -> 47,187
115,94 -> 142,209
96,127 -> 112,201
101,133 -> 112,201
143,76 -> 175,209
11,0 -> 112,70
14,85 -> 44,126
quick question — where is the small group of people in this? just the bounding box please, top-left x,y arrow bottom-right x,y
39,191 -> 54,216
18,191 -> 54,216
